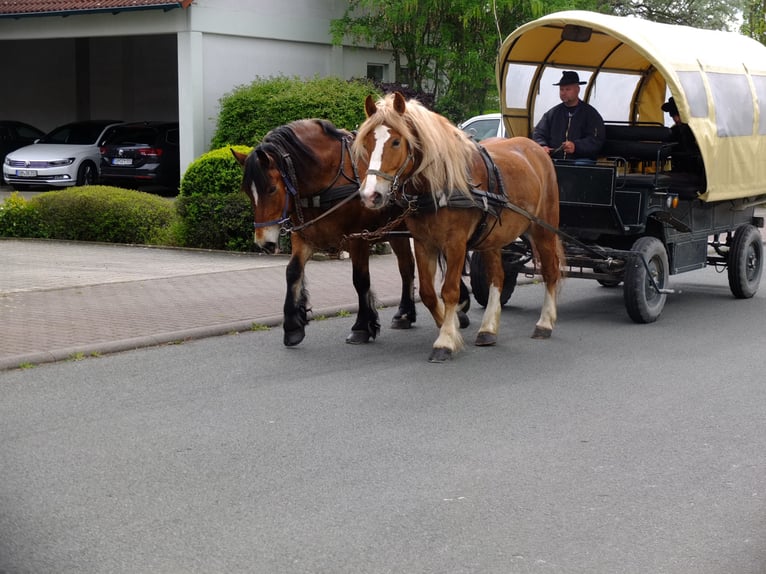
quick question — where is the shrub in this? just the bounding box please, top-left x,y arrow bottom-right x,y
0,187 -> 177,245
0,192 -> 45,238
210,75 -> 380,148
175,145 -> 255,251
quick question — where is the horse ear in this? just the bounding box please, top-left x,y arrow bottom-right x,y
255,148 -> 272,168
231,148 -> 248,168
393,91 -> 406,114
364,94 -> 378,118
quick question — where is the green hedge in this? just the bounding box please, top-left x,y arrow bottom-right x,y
0,187 -> 178,245
211,75 -> 380,148
175,145 -> 254,251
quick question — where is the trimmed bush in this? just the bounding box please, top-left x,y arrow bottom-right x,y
211,75 -> 380,148
0,187 -> 177,245
175,145 -> 254,251
0,192 -> 45,238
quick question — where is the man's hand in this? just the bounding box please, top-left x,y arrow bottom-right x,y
562,140 -> 575,154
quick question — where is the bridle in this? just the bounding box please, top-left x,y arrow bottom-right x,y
253,135 -> 360,233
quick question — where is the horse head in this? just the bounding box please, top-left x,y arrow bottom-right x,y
354,92 -> 415,210
354,92 -> 475,210
232,146 -> 286,253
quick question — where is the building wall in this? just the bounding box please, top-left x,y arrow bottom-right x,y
0,0 -> 392,174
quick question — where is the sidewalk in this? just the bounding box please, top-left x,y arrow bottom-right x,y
0,239 -> 406,371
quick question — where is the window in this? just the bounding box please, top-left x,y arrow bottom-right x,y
367,64 -> 386,82
706,72 -> 753,137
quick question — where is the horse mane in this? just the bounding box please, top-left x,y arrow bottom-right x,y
244,119 -> 349,198
354,93 -> 476,198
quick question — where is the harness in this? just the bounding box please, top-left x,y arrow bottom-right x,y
391,143 -> 511,249
254,135 -> 361,234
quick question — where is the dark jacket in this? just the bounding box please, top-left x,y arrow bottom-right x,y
670,122 -> 703,173
532,101 -> 605,160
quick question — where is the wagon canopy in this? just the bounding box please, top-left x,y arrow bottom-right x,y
497,10 -> 766,202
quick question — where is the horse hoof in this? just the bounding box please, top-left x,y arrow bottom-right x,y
475,331 -> 497,346
390,316 -> 413,329
283,328 -> 306,347
346,330 -> 372,344
531,326 -> 552,339
458,311 -> 470,329
428,347 -> 453,363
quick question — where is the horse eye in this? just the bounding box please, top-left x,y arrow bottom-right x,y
391,138 -> 401,148
268,185 -> 278,195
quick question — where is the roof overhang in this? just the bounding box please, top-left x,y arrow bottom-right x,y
0,0 -> 192,19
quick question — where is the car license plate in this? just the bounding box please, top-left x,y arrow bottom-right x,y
112,158 -> 133,166
16,169 -> 37,177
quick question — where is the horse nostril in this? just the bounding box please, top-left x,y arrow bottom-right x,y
372,192 -> 383,207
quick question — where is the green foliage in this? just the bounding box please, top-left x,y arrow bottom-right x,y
0,187 -> 177,245
175,145 -> 255,251
179,146 -> 251,197
742,0 -> 766,43
210,76 -> 380,148
0,192 -> 45,238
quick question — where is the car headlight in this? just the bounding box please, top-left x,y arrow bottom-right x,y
49,158 -> 75,167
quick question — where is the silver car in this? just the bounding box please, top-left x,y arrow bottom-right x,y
3,119 -> 121,190
458,112 -> 505,141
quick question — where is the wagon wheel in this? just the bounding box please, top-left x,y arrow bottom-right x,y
623,236 -> 669,324
469,251 -> 518,308
727,224 -> 763,299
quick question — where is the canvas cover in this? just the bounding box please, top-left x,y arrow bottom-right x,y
497,10 -> 766,202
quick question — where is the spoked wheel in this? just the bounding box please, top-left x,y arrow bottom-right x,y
623,236 -> 669,324
727,224 -> 763,299
469,250 -> 518,308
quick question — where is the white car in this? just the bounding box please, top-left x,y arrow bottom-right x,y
3,119 -> 122,190
458,112 -> 505,141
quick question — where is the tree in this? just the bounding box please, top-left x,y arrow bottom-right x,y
741,0 -> 766,43
331,0 -> 586,122
607,0 -> 744,31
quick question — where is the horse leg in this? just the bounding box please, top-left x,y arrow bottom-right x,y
345,239 -> 380,344
457,274 -> 471,329
429,244 -> 468,363
413,240 -> 443,327
387,235 -> 417,329
529,229 -> 564,339
282,237 -> 313,346
474,249 -> 505,347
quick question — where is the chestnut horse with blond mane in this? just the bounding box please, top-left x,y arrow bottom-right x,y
353,92 -> 564,362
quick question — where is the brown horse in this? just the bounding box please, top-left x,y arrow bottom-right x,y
353,92 -> 564,362
232,118 -> 423,346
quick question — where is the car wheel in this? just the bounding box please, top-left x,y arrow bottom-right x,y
77,162 -> 97,186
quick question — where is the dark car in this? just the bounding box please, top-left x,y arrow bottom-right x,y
0,120 -> 45,165
99,121 -> 180,191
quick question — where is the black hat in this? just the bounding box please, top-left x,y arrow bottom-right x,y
553,71 -> 586,86
662,97 -> 679,115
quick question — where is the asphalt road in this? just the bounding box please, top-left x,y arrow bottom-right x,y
1,269 -> 765,574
